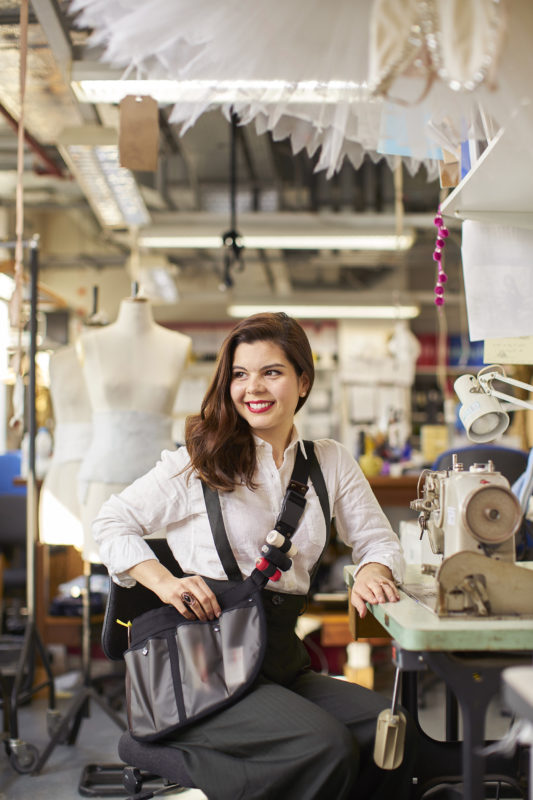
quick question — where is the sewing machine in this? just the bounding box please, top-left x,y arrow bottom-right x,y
410,454 -> 533,617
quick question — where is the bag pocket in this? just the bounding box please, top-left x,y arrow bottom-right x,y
177,604 -> 263,717
125,634 -> 180,740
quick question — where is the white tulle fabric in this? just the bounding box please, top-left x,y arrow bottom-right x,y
77,409 -> 174,502
52,422 -> 92,464
70,0 -> 533,177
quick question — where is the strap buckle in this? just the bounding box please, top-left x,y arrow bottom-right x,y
275,488 -> 307,536
288,479 -> 309,497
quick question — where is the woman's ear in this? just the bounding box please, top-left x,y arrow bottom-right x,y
299,373 -> 310,398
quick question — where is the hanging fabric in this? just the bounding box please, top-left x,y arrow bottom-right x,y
70,0 -> 533,178
8,0 -> 28,431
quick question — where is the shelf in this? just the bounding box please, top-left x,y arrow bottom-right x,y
441,107 -> 533,230
367,475 -> 419,507
415,366 -> 476,376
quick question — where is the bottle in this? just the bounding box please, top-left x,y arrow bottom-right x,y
358,434 -> 383,479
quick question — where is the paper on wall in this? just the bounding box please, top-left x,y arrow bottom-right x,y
461,221 -> 533,341
484,336 -> 533,365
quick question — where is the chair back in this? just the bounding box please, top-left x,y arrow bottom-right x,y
432,445 -> 528,486
101,538 -> 182,661
0,494 -> 27,547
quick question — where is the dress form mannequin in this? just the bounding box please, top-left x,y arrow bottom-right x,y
78,297 -> 192,561
39,345 -> 92,548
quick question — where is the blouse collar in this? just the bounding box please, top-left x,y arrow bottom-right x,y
252,426 -> 308,459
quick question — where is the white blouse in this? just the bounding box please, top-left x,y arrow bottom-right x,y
92,431 -> 405,594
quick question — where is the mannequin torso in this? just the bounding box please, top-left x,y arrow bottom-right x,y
78,298 -> 192,561
81,299 -> 190,415
39,345 -> 92,548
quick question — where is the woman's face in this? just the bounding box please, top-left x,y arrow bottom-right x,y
230,340 -> 309,447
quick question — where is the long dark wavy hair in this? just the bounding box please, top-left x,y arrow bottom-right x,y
185,312 -> 315,491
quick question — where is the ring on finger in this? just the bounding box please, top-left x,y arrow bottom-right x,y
181,592 -> 196,606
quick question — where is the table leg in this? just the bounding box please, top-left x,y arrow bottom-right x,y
423,652 -> 504,800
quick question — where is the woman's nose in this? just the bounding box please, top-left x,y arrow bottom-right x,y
246,374 -> 264,393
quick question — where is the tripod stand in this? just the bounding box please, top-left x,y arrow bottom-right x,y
32,560 -> 126,774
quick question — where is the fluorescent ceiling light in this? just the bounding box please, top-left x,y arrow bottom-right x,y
138,233 -> 415,251
139,267 -> 179,304
71,77 -> 369,106
57,127 -> 150,229
228,304 -> 420,320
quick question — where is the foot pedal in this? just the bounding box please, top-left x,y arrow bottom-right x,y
373,666 -> 406,770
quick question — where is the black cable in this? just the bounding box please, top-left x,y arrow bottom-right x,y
220,110 -> 244,289
230,110 -> 237,234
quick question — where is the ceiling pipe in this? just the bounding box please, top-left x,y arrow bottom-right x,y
0,103 -> 64,178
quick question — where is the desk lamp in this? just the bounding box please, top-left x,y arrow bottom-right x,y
454,365 -> 533,444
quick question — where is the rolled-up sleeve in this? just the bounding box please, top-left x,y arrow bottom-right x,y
324,440 -> 405,583
92,448 -> 192,586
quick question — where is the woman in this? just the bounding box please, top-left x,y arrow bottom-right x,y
93,312 -> 416,800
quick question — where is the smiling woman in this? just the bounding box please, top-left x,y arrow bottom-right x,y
185,312 -> 315,490
230,340 -> 309,466
92,311 -> 414,800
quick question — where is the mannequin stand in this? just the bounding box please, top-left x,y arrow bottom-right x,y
32,562 -> 126,775
1,236 -> 56,774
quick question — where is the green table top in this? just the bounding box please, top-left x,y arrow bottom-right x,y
344,563 -> 533,652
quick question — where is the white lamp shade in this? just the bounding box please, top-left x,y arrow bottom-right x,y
454,374 -> 510,443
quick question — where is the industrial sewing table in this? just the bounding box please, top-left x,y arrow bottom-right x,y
344,563 -> 533,800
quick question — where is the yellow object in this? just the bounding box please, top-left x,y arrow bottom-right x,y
358,435 -> 383,478
420,424 -> 448,465
343,664 -> 375,690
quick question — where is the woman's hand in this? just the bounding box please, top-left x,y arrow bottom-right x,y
156,574 -> 222,621
350,562 -> 400,618
128,560 -> 222,622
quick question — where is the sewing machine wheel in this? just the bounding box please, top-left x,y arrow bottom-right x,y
463,485 -> 522,545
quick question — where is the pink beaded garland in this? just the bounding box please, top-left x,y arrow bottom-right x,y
433,205 -> 449,306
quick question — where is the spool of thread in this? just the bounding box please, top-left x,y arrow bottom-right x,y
265,530 -> 298,557
255,557 -> 282,581
260,544 -> 292,572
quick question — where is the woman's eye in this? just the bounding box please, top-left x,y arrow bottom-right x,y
265,369 -> 281,376
232,371 -> 245,379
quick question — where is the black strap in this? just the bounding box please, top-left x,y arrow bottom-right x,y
273,444 -> 310,538
201,482 -> 243,582
304,441 -> 332,583
304,440 -> 330,529
203,441 -> 331,583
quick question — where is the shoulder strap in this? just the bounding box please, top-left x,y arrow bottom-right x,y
202,482 -> 243,582
303,440 -> 330,532
303,440 -> 332,583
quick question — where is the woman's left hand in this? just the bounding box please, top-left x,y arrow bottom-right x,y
350,562 -> 400,618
